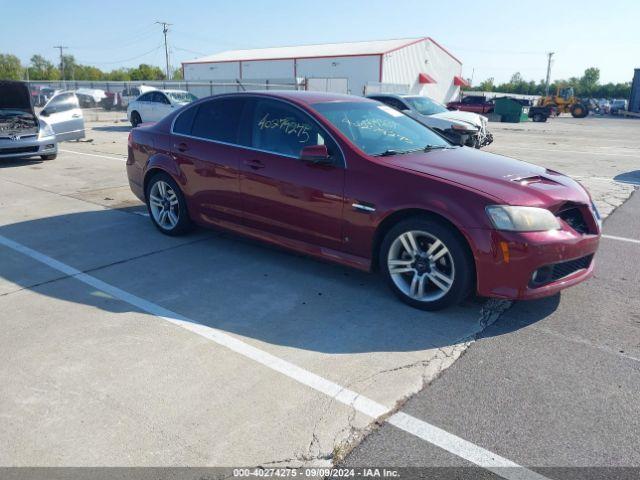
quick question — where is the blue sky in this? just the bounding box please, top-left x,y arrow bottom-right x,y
1,0 -> 637,84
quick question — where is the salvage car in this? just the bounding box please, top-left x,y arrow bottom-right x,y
127,89 -> 197,126
447,95 -> 495,114
101,85 -> 156,111
368,93 -> 492,148
0,81 -> 85,161
126,92 -> 600,310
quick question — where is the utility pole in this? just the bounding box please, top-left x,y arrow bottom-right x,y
544,52 -> 554,96
54,45 -> 67,85
156,21 -> 172,79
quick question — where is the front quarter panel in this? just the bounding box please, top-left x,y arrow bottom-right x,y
342,156 -> 496,263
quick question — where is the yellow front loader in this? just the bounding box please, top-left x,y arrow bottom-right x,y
538,87 -> 589,118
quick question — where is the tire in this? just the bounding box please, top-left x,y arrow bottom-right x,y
570,103 -> 588,118
40,154 -> 57,160
532,113 -> 546,122
145,172 -> 192,236
379,217 -> 474,311
130,111 -> 142,128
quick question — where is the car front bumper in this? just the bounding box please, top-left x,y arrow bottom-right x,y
0,134 -> 57,160
473,227 -> 600,300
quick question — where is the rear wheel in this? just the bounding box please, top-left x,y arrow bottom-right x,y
145,172 -> 192,236
130,111 -> 142,127
380,217 -> 473,310
532,113 -> 547,122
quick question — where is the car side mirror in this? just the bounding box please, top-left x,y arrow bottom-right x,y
40,109 -> 49,117
300,144 -> 332,165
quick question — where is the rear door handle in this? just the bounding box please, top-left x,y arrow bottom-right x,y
175,142 -> 189,152
71,114 -> 81,118
244,159 -> 266,170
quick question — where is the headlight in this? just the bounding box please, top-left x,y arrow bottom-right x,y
450,124 -> 476,132
39,122 -> 55,139
486,205 -> 560,232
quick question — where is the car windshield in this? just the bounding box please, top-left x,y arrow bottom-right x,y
166,91 -> 197,103
313,101 -> 450,156
404,96 -> 448,116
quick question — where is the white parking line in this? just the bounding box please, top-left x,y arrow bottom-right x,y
0,233 -> 550,480
59,149 -> 126,162
602,234 -> 640,245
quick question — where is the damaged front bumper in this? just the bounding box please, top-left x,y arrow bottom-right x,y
444,121 -> 493,149
0,134 -> 57,160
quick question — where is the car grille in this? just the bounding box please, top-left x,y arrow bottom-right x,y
0,134 -> 37,140
530,254 -> 594,287
0,146 -> 39,155
556,205 -> 591,234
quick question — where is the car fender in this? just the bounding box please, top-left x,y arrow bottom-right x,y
143,151 -> 186,195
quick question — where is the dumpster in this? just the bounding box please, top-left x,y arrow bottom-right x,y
494,97 -> 530,122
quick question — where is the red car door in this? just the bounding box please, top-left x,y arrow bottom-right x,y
239,98 -> 346,251
171,97 -> 250,227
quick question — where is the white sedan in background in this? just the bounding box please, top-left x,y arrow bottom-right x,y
367,93 -> 493,148
127,90 -> 197,127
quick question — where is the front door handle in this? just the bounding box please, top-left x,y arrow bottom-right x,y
175,142 -> 189,152
244,159 -> 266,170
71,114 -> 81,118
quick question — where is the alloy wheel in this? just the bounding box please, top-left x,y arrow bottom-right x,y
387,230 -> 455,302
149,180 -> 180,230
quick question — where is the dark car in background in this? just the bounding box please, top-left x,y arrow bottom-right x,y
447,95 -> 495,114
126,91 -> 600,310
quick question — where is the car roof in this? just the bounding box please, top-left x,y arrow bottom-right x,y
231,90 -> 372,105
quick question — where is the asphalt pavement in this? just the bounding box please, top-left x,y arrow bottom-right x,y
344,190 -> 640,479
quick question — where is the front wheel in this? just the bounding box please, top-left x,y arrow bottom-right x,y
41,154 -> 57,160
145,172 -> 192,236
380,218 -> 473,310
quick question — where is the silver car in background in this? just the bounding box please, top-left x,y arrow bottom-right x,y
0,81 -> 85,161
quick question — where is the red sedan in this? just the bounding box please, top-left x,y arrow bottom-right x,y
126,92 -> 600,310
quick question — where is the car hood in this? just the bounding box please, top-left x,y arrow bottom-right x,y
0,80 -> 35,115
385,147 -> 590,208
429,110 -> 485,127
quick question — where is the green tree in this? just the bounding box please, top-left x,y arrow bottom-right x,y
478,77 -> 495,91
172,67 -> 183,80
579,67 -> 600,96
0,54 -> 23,80
129,64 -> 165,81
107,68 -> 131,81
28,54 -> 59,80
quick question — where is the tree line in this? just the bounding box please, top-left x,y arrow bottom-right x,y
0,53 -> 183,82
470,68 -> 631,99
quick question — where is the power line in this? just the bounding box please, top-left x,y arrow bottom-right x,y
77,44 -> 164,66
156,21 -> 172,78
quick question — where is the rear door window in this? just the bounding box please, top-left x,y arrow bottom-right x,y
190,97 -> 246,144
172,104 -> 198,135
151,92 -> 170,104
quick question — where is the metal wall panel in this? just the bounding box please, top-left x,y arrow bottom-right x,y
295,55 -> 380,95
184,61 -> 240,81
382,39 -> 462,103
240,59 -> 295,79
